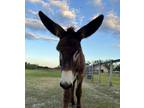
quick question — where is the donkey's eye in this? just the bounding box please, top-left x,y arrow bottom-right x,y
73,50 -> 80,62
60,52 -> 63,60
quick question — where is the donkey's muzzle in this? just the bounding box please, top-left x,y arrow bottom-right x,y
60,82 -> 72,89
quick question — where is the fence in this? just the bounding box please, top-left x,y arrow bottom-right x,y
85,59 -> 120,86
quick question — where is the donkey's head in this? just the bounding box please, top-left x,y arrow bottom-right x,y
39,11 -> 104,89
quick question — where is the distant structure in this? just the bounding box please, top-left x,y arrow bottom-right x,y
85,59 -> 120,86
93,64 -> 109,73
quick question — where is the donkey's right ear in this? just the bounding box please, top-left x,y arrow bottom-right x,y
77,15 -> 104,39
38,11 -> 65,38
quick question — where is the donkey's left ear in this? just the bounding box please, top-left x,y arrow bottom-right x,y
38,11 -> 65,38
77,15 -> 104,39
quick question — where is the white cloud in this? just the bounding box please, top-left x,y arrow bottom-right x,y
26,0 -> 76,20
41,1 -> 52,12
91,11 -> 120,35
94,0 -> 103,6
92,0 -> 104,9
25,32 -> 58,41
103,11 -> 120,34
50,0 -> 69,11
60,10 -> 76,19
26,0 -> 52,12
26,0 -> 41,3
25,0 -> 80,30
25,18 -> 45,31
49,0 -> 76,19
27,9 -> 38,15
63,10 -> 76,20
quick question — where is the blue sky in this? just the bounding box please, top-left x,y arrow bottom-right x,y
25,0 -> 120,67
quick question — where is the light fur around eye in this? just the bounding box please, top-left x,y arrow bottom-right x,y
73,50 -> 80,62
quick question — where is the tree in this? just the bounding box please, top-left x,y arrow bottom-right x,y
85,61 -> 91,65
113,64 -> 120,71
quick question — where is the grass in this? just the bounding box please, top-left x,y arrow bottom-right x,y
26,69 -> 120,108
26,69 -> 61,78
91,72 -> 120,86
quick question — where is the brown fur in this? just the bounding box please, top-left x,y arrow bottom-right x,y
38,11 -> 104,108
62,50 -> 85,108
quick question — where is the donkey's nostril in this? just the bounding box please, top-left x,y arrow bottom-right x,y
60,82 -> 72,89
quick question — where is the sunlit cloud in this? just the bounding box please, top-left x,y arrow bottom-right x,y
26,0 -> 41,3
103,10 -> 120,34
94,0 -> 103,6
92,0 -> 104,9
26,0 -> 77,20
26,0 -> 52,12
60,10 -> 76,19
92,10 -> 120,35
25,18 -> 46,31
25,32 -> 58,41
26,0 -> 79,29
49,0 -> 76,20
27,9 -> 38,15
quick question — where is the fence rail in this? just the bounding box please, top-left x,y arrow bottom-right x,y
85,59 -> 120,86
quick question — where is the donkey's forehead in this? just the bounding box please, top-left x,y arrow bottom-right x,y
56,38 -> 80,51
61,27 -> 81,39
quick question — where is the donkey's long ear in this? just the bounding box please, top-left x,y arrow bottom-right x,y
77,15 -> 104,39
38,11 -> 65,38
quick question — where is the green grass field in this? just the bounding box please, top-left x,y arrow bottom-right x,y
26,69 -> 61,78
26,69 -> 120,108
91,72 -> 120,86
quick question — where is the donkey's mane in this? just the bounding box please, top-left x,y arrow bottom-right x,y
66,27 -> 75,33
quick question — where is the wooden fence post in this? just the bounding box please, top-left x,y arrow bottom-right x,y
109,61 -> 113,86
98,62 -> 101,84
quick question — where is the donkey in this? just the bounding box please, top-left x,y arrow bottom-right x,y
38,11 -> 104,108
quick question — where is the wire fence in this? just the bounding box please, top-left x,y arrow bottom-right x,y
85,59 -> 120,87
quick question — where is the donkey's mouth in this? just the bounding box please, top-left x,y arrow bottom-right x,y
60,82 -> 72,89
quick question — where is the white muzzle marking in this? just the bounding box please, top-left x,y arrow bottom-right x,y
60,70 -> 74,85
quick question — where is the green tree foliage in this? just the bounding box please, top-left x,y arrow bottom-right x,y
113,64 -> 120,71
25,62 -> 51,69
25,62 -> 39,69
